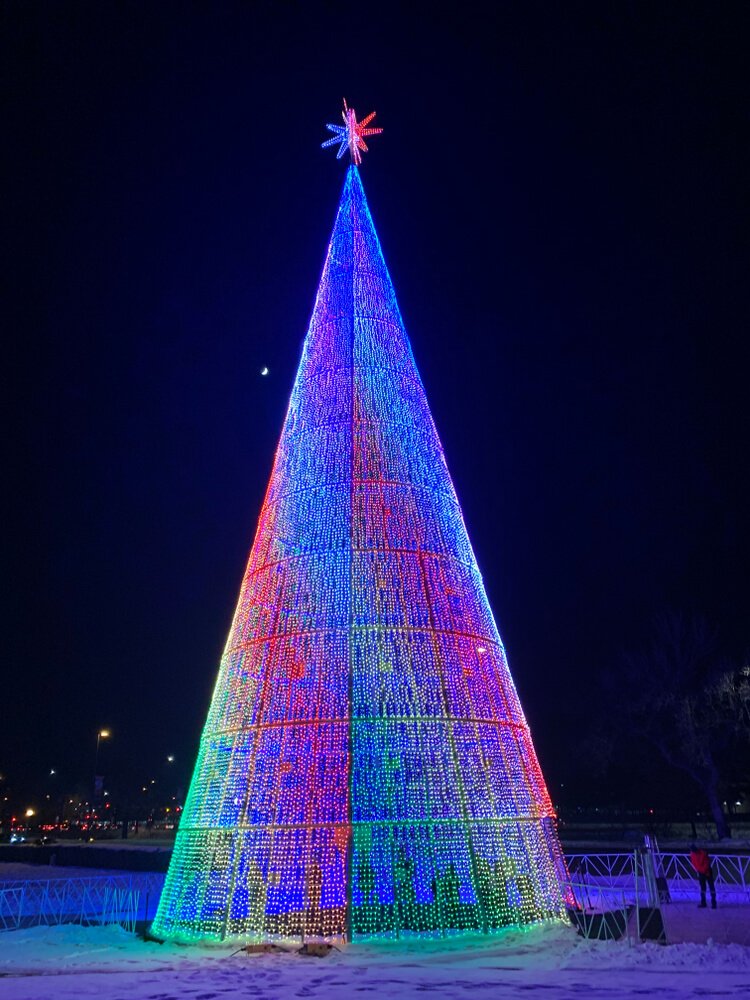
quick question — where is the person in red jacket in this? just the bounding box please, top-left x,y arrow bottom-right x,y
689,845 -> 717,908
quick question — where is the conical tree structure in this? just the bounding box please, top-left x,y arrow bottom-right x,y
152,166 -> 568,943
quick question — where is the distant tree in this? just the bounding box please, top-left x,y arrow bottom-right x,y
614,613 -> 750,839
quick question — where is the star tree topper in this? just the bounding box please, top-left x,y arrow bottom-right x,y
322,99 -> 383,165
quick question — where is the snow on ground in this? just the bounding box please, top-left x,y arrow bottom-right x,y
1,922 -> 750,1000
2,863 -> 749,998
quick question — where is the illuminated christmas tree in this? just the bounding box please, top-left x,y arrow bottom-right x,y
152,103 -> 568,943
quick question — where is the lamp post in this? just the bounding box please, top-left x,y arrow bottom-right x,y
94,729 -> 110,800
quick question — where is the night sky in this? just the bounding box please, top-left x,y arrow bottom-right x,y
3,2 -> 749,809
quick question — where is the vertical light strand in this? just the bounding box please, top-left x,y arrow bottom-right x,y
346,176 -> 356,942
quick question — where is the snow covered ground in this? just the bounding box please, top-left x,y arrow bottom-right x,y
1,921 -> 750,1000
2,861 -> 749,998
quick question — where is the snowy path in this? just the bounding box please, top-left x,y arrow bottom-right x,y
2,923 -> 750,1000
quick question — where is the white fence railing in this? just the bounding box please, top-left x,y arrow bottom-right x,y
566,851 -> 750,906
0,873 -> 164,932
0,853 -> 746,936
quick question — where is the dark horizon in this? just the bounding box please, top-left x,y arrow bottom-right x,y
3,2 -> 749,814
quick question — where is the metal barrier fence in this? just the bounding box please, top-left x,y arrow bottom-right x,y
0,873 -> 164,933
0,853 -> 747,936
566,851 -> 750,906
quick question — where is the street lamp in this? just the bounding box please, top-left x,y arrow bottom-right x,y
94,729 -> 111,799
